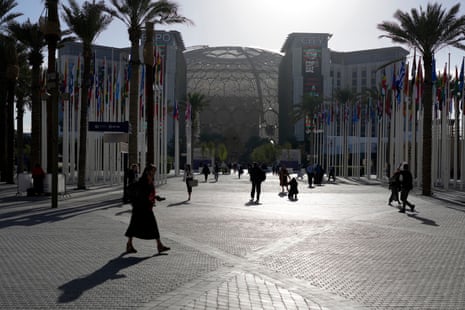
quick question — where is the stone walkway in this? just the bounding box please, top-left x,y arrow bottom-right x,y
1,172 -> 464,309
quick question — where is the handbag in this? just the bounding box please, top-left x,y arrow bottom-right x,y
187,179 -> 198,187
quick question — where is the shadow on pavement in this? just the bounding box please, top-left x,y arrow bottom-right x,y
407,213 -> 439,226
167,200 -> 190,207
57,254 -> 151,303
0,198 -> 123,229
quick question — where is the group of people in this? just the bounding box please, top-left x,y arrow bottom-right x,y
123,160 -> 416,256
388,162 -> 415,213
305,163 -> 328,188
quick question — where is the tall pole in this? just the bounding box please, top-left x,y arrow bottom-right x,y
144,22 -> 154,165
44,0 -> 60,208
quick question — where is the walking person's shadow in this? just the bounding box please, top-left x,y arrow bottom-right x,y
57,254 -> 150,303
407,212 -> 439,226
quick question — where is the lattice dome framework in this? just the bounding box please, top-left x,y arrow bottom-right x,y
185,46 -> 281,160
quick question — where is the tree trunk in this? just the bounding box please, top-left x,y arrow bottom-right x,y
144,22 -> 154,165
5,63 -> 19,184
16,97 -> 25,173
422,55 -> 433,196
129,39 -> 140,168
77,46 -> 91,189
0,71 -> 6,182
30,65 -> 42,171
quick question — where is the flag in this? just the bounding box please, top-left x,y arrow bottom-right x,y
185,101 -> 191,121
381,69 -> 387,97
75,55 -> 80,89
139,66 -> 145,119
415,58 -> 423,111
403,62 -> 409,96
410,50 -> 416,95
432,57 -> 437,83
396,62 -> 406,103
438,63 -> 447,110
61,58 -> 68,95
154,51 -> 163,86
459,58 -> 464,93
115,66 -> 121,102
173,100 -> 179,120
68,61 -> 74,96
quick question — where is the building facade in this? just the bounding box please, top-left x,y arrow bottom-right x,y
279,32 -> 409,145
56,31 -> 186,185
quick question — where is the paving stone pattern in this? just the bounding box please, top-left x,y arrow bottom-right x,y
1,172 -> 465,309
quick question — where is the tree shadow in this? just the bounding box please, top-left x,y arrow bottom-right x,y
0,198 -> 124,230
57,254 -> 151,303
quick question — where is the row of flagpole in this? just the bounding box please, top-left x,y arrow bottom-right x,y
51,43 -> 464,192
308,54 -> 465,191
54,43 -> 176,186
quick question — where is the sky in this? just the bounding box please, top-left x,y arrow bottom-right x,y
13,0 -> 465,132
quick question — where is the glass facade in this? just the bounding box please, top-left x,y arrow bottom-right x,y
185,46 -> 282,160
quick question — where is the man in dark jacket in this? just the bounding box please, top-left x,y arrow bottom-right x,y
249,162 -> 266,204
399,163 -> 415,213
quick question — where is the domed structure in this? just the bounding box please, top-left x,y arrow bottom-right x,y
185,46 -> 281,161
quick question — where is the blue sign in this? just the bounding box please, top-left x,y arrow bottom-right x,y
88,121 -> 129,133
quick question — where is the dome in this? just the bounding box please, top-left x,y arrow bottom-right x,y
185,46 -> 282,160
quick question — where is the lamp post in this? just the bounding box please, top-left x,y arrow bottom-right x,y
44,0 -> 60,208
143,22 -> 154,165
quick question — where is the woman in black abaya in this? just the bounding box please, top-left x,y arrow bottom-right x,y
125,164 -> 170,255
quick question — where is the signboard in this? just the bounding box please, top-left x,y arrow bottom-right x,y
302,47 -> 323,96
88,121 -> 129,133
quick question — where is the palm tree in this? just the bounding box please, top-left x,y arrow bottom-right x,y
109,0 -> 191,167
378,3 -> 465,196
290,93 -> 324,125
0,0 -> 21,32
0,0 -> 21,182
187,92 -> 209,145
290,93 -> 324,163
14,46 -> 32,173
8,19 -> 47,172
61,0 -> 113,189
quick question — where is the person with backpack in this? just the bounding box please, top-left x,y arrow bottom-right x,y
249,162 -> 266,204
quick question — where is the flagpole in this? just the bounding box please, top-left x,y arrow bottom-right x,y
174,108 -> 179,176
186,101 -> 192,168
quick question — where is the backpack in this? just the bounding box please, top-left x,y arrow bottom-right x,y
260,169 -> 266,182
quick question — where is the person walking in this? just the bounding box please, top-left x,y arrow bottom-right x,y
183,164 -> 194,201
123,163 -> 138,203
288,177 -> 299,200
388,167 -> 401,206
213,162 -> 220,182
399,163 -> 415,213
328,166 -> 336,182
201,163 -> 210,182
238,163 -> 243,179
279,165 -> 290,192
306,164 -> 314,188
31,163 -> 46,195
249,162 -> 266,204
125,164 -> 170,255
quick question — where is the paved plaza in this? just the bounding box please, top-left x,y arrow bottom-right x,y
1,172 -> 465,309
